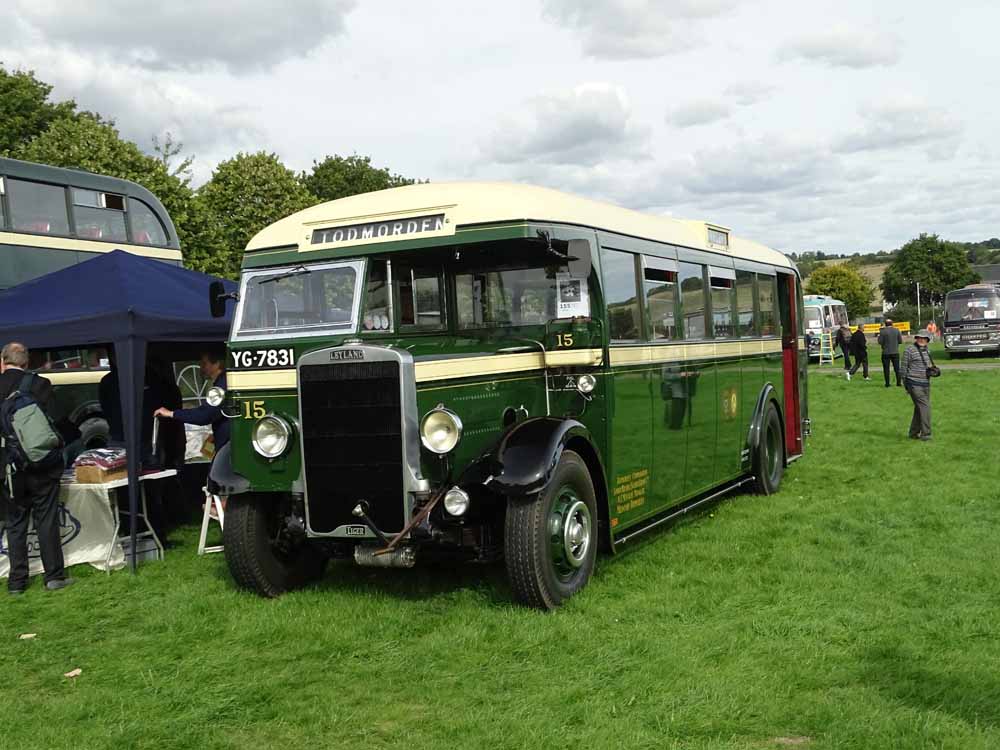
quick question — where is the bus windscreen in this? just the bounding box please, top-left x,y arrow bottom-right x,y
946,292 -> 1000,322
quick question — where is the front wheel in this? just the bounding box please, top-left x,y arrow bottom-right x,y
504,450 -> 598,610
223,494 -> 327,597
753,402 -> 785,495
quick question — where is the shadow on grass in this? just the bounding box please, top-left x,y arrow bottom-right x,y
861,644 -> 1000,729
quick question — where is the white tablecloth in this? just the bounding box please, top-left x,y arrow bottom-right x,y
0,470 -> 175,578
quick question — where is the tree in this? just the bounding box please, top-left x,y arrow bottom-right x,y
881,234 -> 980,307
0,66 -> 80,154
302,154 -> 416,202
195,152 -> 317,278
804,263 -> 875,318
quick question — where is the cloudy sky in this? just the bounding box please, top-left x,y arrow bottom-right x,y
3,0 -> 998,254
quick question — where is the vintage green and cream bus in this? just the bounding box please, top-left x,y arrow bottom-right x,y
210,183 -> 808,609
0,157 -> 183,446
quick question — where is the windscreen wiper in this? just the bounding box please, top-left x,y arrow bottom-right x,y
258,266 -> 311,285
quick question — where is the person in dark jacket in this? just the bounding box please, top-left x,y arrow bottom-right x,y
0,342 -> 73,594
901,330 -> 935,440
153,349 -> 228,453
849,324 -> 869,380
834,324 -> 853,379
878,318 -> 904,387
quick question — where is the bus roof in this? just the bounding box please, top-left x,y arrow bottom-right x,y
246,182 -> 794,269
947,283 -> 1000,295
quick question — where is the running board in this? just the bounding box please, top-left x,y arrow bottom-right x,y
612,477 -> 754,549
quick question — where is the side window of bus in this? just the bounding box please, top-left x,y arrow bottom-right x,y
0,178 -> 6,228
678,262 -> 707,340
736,270 -> 757,337
709,267 -> 735,339
758,274 -> 777,336
600,248 -> 640,341
396,265 -> 446,329
7,179 -> 70,236
130,199 -> 169,246
642,256 -> 677,340
72,188 -> 127,242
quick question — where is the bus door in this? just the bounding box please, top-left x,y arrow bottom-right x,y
777,272 -> 803,458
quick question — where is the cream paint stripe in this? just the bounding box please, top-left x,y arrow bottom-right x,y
228,369 -> 297,390
0,232 -> 182,261
43,370 -> 106,386
610,338 -> 783,367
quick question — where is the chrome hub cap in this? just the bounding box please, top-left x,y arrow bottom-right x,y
550,490 -> 592,577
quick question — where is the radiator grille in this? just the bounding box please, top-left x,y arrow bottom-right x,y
299,360 -> 404,533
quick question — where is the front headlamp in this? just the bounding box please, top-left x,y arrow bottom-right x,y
206,386 -> 226,407
420,406 -> 463,454
252,414 -> 292,459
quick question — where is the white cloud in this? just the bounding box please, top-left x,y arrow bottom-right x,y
779,26 -> 901,69
542,0 -> 738,59
10,0 -> 356,72
483,83 -> 649,166
666,100 -> 732,127
723,81 -> 776,106
836,97 -> 963,156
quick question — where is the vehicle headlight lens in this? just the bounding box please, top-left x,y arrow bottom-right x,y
576,374 -> 597,394
443,487 -> 470,516
252,414 -> 292,458
206,386 -> 226,407
420,406 -> 462,454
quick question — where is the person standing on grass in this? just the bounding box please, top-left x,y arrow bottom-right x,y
901,330 -> 936,440
849,324 -> 869,380
878,318 -> 903,388
835,324 -> 853,379
0,342 -> 74,595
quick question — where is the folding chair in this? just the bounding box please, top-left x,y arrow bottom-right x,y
197,487 -> 225,555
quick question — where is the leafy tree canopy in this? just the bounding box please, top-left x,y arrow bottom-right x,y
196,152 -> 317,278
804,263 -> 875,318
303,154 -> 416,203
0,66 -> 81,154
881,233 -> 980,306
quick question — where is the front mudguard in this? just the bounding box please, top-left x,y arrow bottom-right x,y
208,443 -> 251,496
461,417 -> 594,497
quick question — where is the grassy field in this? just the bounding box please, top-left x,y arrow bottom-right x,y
2,370 -> 999,749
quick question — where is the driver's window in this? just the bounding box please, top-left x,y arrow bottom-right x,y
396,265 -> 445,329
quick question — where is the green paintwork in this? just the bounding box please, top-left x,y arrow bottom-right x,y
229,218 -> 806,546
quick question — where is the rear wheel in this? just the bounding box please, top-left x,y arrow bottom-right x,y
753,402 -> 785,495
223,494 -> 326,597
504,450 -> 598,610
78,417 -> 109,449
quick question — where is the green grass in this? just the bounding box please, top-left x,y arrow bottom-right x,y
3,371 -> 1000,749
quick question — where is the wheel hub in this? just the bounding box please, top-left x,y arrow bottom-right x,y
550,492 -> 592,575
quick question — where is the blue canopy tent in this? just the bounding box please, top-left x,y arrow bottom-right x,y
0,250 -> 236,571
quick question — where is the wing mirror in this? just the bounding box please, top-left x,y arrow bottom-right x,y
209,281 -> 237,318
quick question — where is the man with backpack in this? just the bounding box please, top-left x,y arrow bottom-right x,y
0,342 -> 73,595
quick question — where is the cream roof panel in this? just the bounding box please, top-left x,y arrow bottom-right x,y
245,181 -> 794,269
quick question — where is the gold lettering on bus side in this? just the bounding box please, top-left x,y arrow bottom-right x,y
612,468 -> 649,515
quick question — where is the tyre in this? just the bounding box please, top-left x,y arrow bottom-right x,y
753,401 -> 785,495
223,494 -> 327,597
504,450 -> 598,610
78,417 -> 110,449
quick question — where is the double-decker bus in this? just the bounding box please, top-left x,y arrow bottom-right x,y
210,183 -> 808,609
803,294 -> 849,359
943,283 -> 1000,356
0,157 -> 182,446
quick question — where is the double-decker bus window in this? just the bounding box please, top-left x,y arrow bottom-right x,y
679,262 -> 707,340
736,270 -> 757,337
758,273 -> 777,336
600,248 -> 640,341
130,199 -> 168,246
710,267 -> 735,339
397,265 -> 445,329
8,179 -> 70,235
72,188 -> 128,242
643,258 -> 677,340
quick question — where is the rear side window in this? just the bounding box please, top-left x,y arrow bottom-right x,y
7,179 -> 70,236
679,262 -> 707,340
736,270 -> 757,337
758,274 -> 777,336
130,199 -> 169,246
600,248 -> 640,341
643,256 -> 677,340
709,267 -> 735,339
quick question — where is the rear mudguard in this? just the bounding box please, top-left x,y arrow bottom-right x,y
744,383 -> 783,470
208,443 -> 251,496
460,417 -> 596,497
